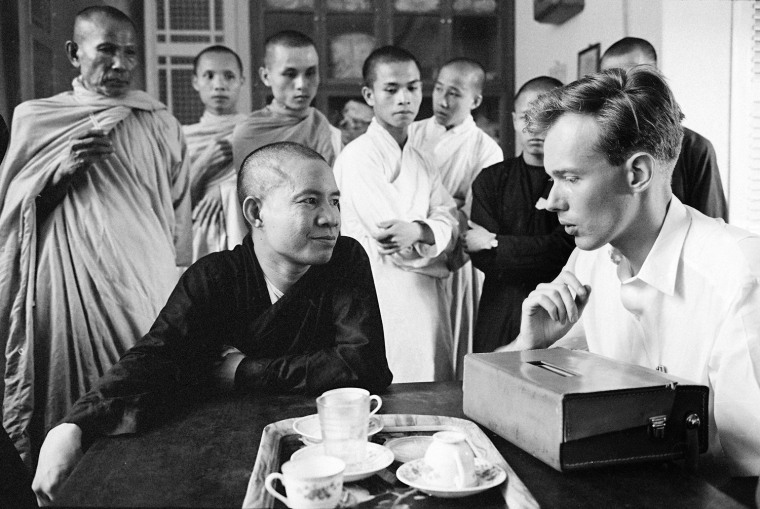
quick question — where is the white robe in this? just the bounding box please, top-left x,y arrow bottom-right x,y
335,119 -> 459,382
408,116 -> 503,378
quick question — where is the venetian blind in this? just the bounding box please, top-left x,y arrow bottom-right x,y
750,2 -> 760,232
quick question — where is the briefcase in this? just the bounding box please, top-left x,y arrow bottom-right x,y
462,348 -> 708,472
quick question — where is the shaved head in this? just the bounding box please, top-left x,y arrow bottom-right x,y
514,76 -> 563,104
238,142 -> 327,208
440,58 -> 486,94
73,6 -> 136,43
264,30 -> 316,67
601,37 -> 657,70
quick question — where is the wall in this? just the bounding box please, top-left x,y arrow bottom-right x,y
514,0 -> 739,215
661,1 -> 733,201
515,0 -> 662,89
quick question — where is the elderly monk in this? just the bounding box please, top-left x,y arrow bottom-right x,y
335,46 -> 459,383
32,142 -> 392,505
408,58 -> 503,378
184,45 -> 247,260
0,6 -> 191,464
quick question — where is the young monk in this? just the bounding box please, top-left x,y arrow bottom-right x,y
231,30 -> 340,169
32,142 -> 393,505
335,46 -> 459,383
184,45 -> 247,260
408,58 -> 503,378
465,76 -> 574,352
0,6 -> 190,464
225,30 -> 341,246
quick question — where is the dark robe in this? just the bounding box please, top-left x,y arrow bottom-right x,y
64,235 -> 393,444
672,127 -> 728,221
470,156 -> 575,352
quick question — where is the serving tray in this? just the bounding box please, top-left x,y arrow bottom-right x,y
243,414 -> 538,508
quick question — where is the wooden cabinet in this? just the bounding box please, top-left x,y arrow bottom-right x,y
250,0 -> 515,153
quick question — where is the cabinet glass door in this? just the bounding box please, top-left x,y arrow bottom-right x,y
325,0 -> 376,81
262,0 -> 316,40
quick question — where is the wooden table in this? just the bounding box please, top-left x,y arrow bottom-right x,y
55,381 -> 757,508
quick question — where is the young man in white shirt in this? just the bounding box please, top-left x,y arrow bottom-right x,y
408,58 -> 503,378
334,46 -> 459,382
507,66 -> 760,478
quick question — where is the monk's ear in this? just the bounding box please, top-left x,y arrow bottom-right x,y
191,73 -> 200,92
626,152 -> 656,193
242,196 -> 264,229
471,93 -> 483,111
258,66 -> 270,87
361,86 -> 374,107
65,41 -> 80,68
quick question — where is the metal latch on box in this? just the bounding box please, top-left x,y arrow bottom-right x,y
648,415 -> 667,439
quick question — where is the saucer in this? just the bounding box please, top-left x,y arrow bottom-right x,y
292,414 -> 383,443
396,458 -> 507,498
384,436 -> 433,463
291,442 -> 394,482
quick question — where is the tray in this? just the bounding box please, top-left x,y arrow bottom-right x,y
243,414 -> 538,508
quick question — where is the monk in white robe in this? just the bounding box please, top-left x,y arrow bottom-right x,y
335,47 -> 458,382
0,7 -> 190,462
227,31 -> 341,246
408,58 -> 503,378
184,46 -> 247,259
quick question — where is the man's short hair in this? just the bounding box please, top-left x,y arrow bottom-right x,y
602,37 -> 657,67
362,46 -> 421,88
237,142 -> 327,208
440,57 -> 486,94
525,67 -> 683,168
73,5 -> 137,36
193,45 -> 243,75
514,76 -> 563,104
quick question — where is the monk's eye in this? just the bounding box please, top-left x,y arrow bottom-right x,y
301,197 -> 317,205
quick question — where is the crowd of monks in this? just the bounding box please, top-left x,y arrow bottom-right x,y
0,5 -> 757,508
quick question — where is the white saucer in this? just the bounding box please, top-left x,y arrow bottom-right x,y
291,442 -> 394,482
292,414 -> 383,443
396,458 -> 507,498
384,436 -> 433,463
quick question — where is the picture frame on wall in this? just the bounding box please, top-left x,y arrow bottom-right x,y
577,43 -> 600,79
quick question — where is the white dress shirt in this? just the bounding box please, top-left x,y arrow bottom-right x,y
559,196 -> 760,476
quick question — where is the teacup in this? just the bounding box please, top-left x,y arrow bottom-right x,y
264,455 -> 345,509
422,431 -> 477,489
317,387 -> 382,467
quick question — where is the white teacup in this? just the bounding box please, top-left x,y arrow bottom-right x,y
317,387 -> 382,467
422,431 -> 477,489
264,456 -> 345,509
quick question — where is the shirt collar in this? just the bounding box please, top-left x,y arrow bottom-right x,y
434,114 -> 475,134
613,195 -> 690,296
